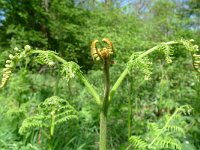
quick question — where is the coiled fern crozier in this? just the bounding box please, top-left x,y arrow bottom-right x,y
0,45 -> 31,88
0,39 -> 199,150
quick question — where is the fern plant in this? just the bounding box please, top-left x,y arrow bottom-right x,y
0,39 -> 199,150
19,96 -> 77,150
129,105 -> 192,150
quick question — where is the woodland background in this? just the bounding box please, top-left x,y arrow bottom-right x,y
0,0 -> 200,150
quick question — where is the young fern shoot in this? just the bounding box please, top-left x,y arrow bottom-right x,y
19,96 -> 77,150
91,38 -> 114,150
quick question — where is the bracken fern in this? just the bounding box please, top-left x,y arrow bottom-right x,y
129,105 -> 192,150
19,96 -> 77,135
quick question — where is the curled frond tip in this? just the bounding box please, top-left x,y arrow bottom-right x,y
91,38 -> 113,61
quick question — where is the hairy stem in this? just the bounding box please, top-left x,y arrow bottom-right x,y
100,111 -> 107,150
100,59 -> 110,150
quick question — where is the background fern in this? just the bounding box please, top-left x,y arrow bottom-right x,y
19,96 -> 77,133
129,105 -> 193,150
19,96 -> 77,149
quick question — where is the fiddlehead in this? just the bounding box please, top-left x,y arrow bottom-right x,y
193,54 -> 200,73
179,39 -> 199,72
35,50 -> 57,67
91,38 -> 113,61
91,40 -> 100,61
0,45 -> 31,88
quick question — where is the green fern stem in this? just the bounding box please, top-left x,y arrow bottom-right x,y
127,93 -> 132,140
54,75 -> 60,95
49,111 -> 55,150
126,78 -> 132,140
100,58 -> 110,150
53,54 -> 101,106
77,71 -> 101,106
100,111 -> 107,150
102,59 -> 110,114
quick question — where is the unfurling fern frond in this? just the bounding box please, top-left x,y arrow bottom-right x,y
35,50 -> 57,67
0,44 -> 83,90
129,105 -> 192,150
192,54 -> 200,72
180,39 -> 199,53
19,96 -> 77,135
128,52 -> 152,80
180,39 -> 200,73
39,96 -> 78,124
91,38 -> 113,61
61,61 -> 80,82
19,115 -> 49,135
0,45 -> 31,89
102,38 -> 113,54
158,43 -> 174,63
91,40 -> 100,61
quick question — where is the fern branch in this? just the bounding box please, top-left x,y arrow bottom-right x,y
30,50 -> 101,106
109,41 -> 178,103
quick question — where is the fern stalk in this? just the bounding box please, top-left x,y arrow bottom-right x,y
54,54 -> 101,106
54,75 -> 60,95
127,95 -> 132,140
100,112 -> 107,150
100,58 -> 110,150
49,111 -> 55,150
127,78 -> 132,140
